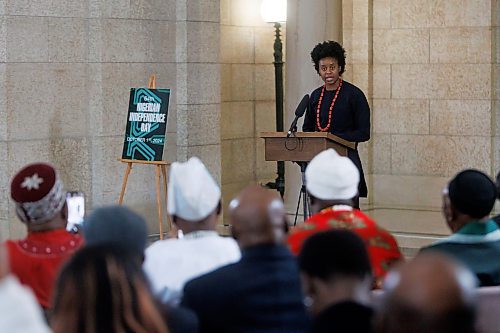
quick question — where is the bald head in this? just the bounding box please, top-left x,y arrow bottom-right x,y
229,185 -> 287,249
377,252 -> 477,333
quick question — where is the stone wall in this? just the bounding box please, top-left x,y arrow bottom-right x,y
494,0 -> 500,199
283,0 -> 342,218
220,0 -> 279,222
176,0 -> 221,181
2,0 -> 497,246
342,0 -> 496,252
0,0 -> 221,240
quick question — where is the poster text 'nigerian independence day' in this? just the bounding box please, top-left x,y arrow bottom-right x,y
122,88 -> 170,161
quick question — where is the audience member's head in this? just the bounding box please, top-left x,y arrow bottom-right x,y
306,149 -> 359,213
167,157 -> 221,234
443,169 -> 497,232
377,252 -> 477,333
298,230 -> 372,316
51,245 -> 169,333
83,205 -> 148,262
229,185 -> 287,249
10,163 -> 67,232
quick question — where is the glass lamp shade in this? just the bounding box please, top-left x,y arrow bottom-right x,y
260,0 -> 287,23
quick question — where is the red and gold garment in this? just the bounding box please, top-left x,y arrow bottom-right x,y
5,229 -> 83,309
288,205 -> 403,286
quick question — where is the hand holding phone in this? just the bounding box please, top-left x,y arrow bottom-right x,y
66,191 -> 85,232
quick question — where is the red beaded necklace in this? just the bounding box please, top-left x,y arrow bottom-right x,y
316,79 -> 343,132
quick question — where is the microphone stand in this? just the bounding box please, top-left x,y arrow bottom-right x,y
287,125 -> 297,137
293,161 -> 310,226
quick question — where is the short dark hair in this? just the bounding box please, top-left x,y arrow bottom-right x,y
298,230 -> 371,280
310,41 -> 346,75
448,169 -> 497,218
83,205 -> 148,259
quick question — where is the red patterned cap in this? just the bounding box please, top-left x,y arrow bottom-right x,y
11,163 -> 66,224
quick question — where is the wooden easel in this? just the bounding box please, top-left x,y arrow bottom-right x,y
118,74 -> 172,239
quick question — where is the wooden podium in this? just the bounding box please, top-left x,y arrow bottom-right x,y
260,132 -> 355,162
260,131 -> 355,222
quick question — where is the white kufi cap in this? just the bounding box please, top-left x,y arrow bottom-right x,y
305,149 -> 359,200
167,157 -> 221,221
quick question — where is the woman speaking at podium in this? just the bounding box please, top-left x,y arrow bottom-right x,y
303,40 -> 370,209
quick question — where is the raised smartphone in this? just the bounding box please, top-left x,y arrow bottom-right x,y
66,191 -> 85,232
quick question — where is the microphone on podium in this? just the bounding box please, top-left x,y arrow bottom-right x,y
287,94 -> 309,137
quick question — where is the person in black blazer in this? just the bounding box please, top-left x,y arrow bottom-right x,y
303,41 -> 371,208
181,185 -> 310,333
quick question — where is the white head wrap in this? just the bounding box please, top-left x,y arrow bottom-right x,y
167,157 -> 221,221
305,149 -> 359,200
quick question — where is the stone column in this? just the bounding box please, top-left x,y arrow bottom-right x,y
284,0 -> 341,218
87,1 -> 177,234
495,2 -> 500,177
176,0 -> 222,181
342,0 -> 373,208
493,1 -> 499,214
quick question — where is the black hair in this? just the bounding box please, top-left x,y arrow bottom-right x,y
298,230 -> 371,280
448,169 -> 497,218
310,40 -> 346,75
83,205 -> 148,259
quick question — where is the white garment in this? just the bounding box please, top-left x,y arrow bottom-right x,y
0,275 -> 52,333
143,231 -> 241,304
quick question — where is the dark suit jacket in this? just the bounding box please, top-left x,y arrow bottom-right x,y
181,244 -> 310,333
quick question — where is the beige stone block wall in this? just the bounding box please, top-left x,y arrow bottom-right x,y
430,100 -> 491,135
343,0 -> 497,248
230,64 -> 255,100
373,29 -> 429,64
221,102 -> 255,139
7,64 -> 89,140
495,6 -> 500,197
430,28 -> 491,63
177,144 -> 222,182
177,104 -> 220,146
372,64 -> 391,98
372,174 -> 448,209
220,0 -> 280,224
0,0 -> 221,240
176,0 -> 222,185
342,0 -> 373,209
373,99 -> 430,135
